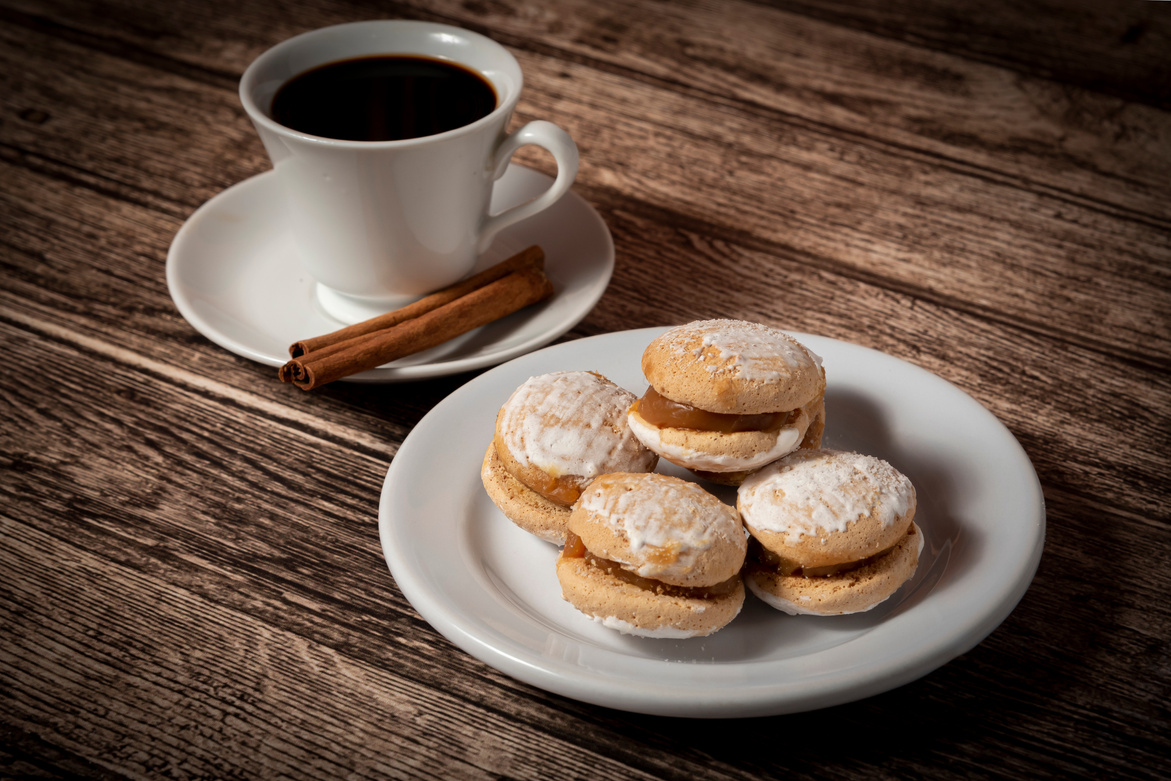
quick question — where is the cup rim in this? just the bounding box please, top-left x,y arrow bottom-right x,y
239,20 -> 524,149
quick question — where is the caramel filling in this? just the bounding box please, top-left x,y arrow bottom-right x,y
564,532 -> 740,599
632,386 -> 795,433
525,470 -> 582,506
494,434 -> 582,505
749,534 -> 902,578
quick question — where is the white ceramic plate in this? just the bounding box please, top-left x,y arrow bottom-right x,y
166,165 -> 613,382
378,328 -> 1045,717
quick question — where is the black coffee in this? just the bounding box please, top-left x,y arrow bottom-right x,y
270,55 -> 497,141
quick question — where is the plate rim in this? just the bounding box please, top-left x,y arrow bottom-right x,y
165,165 -> 615,382
378,327 -> 1046,717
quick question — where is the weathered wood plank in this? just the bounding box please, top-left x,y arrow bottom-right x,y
2,148 -> 1168,520
0,15 -> 264,213
2,2 -> 1169,777
441,0 -> 1171,219
4,172 -> 1170,542
1,23 -> 1167,368
776,0 -> 1171,109
7,0 -> 1165,224
0,518 -> 669,780
0,316 -> 828,779
0,725 -> 127,781
2,298 -> 1169,778
511,55 -> 1171,363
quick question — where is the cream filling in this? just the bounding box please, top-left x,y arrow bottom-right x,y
627,410 -> 801,472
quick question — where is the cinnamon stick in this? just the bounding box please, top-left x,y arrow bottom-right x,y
289,245 -> 545,358
280,265 -> 554,390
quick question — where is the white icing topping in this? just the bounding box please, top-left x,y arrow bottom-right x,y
498,371 -> 655,484
659,320 -> 822,381
738,450 -> 915,544
578,475 -> 738,579
626,410 -> 800,472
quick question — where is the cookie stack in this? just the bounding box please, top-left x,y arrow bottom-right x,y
482,370 -> 657,545
628,319 -> 825,485
481,319 -> 922,637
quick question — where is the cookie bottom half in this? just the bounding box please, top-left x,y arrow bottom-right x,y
480,443 -> 570,545
746,522 -> 922,616
556,554 -> 745,638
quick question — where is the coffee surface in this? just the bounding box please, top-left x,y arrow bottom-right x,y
271,55 -> 497,141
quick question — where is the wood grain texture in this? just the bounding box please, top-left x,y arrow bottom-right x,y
1,0 -> 1169,777
2,312 -> 1168,776
2,1 -> 1167,368
774,0 -> 1171,109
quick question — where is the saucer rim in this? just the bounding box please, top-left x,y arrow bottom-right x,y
166,165 -> 615,383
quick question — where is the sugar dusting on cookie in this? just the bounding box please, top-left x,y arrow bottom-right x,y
626,411 -> 802,471
577,473 -> 742,579
660,320 -> 822,381
738,449 -> 915,544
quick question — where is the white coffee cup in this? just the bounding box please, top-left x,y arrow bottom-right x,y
239,20 -> 579,323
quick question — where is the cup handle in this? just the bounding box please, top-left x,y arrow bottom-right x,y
477,120 -> 580,254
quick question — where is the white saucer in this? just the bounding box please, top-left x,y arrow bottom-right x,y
379,328 -> 1046,718
166,165 -> 614,382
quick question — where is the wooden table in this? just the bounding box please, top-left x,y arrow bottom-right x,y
3,0 -> 1168,777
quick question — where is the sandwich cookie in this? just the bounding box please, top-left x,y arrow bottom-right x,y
482,371 -> 657,544
627,320 -> 825,485
737,449 -> 921,616
557,472 -> 747,638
